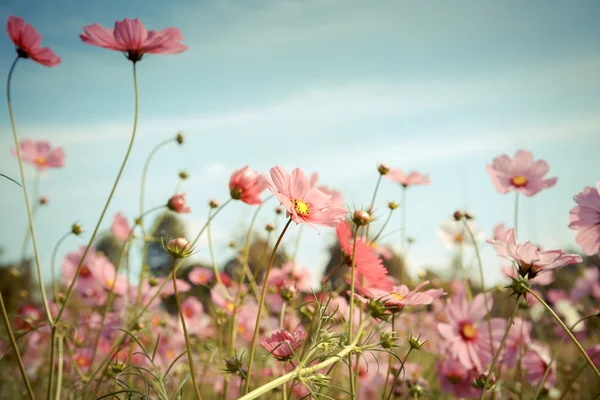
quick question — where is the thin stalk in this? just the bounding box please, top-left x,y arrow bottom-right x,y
20,171 -> 40,266
347,224 -> 360,398
47,327 -> 57,400
172,259 -> 203,400
291,225 -> 304,262
478,302 -> 519,400
524,287 -> 600,379
365,174 -> 383,240
0,288 -> 34,399
382,315 -> 395,399
243,218 -> 293,394
386,347 -> 414,400
7,55 -> 53,325
207,208 -> 226,289
57,62 -> 140,321
54,335 -> 64,400
370,207 -> 394,244
558,362 -> 589,400
50,231 -> 72,298
238,320 -> 367,400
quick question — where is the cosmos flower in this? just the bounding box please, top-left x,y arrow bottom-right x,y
167,193 -> 191,213
260,330 -> 306,361
265,165 -> 347,231
385,168 -> 430,187
356,280 -> 445,313
568,181 -> 600,256
437,358 -> 480,399
12,139 -> 65,171
229,166 -> 267,205
111,212 -> 131,241
6,16 -> 61,66
80,18 -> 187,63
438,218 -> 483,250
486,150 -> 557,196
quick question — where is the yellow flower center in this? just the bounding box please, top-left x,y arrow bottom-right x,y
238,324 -> 247,334
454,234 -> 463,243
226,302 -> 235,313
390,292 -> 404,302
76,356 -> 90,368
105,278 -> 114,289
166,349 -> 175,360
184,307 -> 194,319
35,156 -> 47,166
292,199 -> 310,216
511,175 -> 527,187
460,322 -> 478,340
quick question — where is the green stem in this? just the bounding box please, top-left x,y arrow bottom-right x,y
54,335 -> 64,400
207,208 -> 227,289
50,231 -> 72,298
20,171 -> 40,266
382,315 -> 395,400
48,327 -> 57,400
172,259 -> 203,400
524,287 -> 600,380
347,224 -> 360,398
386,347 -> 414,400
57,62 -> 140,322
0,288 -> 34,399
238,320 -> 367,400
7,55 -> 53,325
479,302 -> 519,400
558,362 -> 589,400
370,207 -> 394,245
365,174 -> 383,240
243,218 -> 293,394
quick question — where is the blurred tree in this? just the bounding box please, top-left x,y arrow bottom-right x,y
144,210 -> 188,277
94,234 -> 123,266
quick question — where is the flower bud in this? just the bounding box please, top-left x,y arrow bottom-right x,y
378,164 -> 390,175
148,276 -> 159,287
275,206 -> 283,215
408,335 -> 427,350
39,195 -> 48,205
228,241 -> 237,249
366,298 -> 390,321
453,210 -> 464,221
280,281 -> 298,302
265,223 -> 275,232
380,331 -> 396,349
164,238 -> 193,259
209,199 -> 219,209
175,132 -> 184,145
71,223 -> 83,235
388,201 -> 399,210
473,373 -> 495,390
352,210 -> 371,226
179,170 -> 189,180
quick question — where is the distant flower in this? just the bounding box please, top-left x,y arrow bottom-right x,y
6,16 -> 61,66
111,212 -> 131,241
336,220 -> 388,287
80,18 -> 187,63
357,280 -> 445,313
167,193 -> 190,213
12,139 -> 65,171
503,317 -> 532,367
438,218 -> 483,249
229,166 -> 266,205
488,228 -> 581,279
486,150 -> 557,196
437,292 -> 506,372
522,342 -> 556,390
188,267 -> 214,286
492,222 -> 508,240
264,165 -> 347,231
570,267 -> 600,300
385,168 -> 430,188
568,181 -> 600,256
260,330 -> 306,361
437,358 -> 479,399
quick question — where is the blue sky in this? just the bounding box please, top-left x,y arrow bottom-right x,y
1,0 -> 599,287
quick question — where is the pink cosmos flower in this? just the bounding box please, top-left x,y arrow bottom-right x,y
437,292 -> 506,372
279,261 -> 312,292
568,181 -> 600,256
385,168 -> 431,187
489,228 -> 582,279
438,358 -> 479,399
14,305 -> 43,331
265,165 -> 347,231
501,265 -> 554,286
309,172 -> 345,208
111,212 -> 131,241
356,280 -> 445,313
188,267 -> 214,286
62,246 -> 118,304
486,150 -> 557,196
336,220 -> 388,287
260,330 -> 306,361
12,139 -> 65,171
80,18 -> 187,63
6,16 -> 60,67
492,222 -> 508,240
570,266 -> 600,300
522,342 -> 556,390
503,317 -> 532,367
167,193 -> 191,213
229,166 -> 266,205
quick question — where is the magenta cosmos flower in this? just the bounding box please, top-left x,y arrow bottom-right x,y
357,280 -> 445,313
80,18 -> 188,63
12,139 -> 65,171
265,165 -> 347,231
488,228 -> 582,279
167,193 -> 191,213
437,292 -> 506,372
486,150 -> 557,196
229,166 -> 267,205
336,220 -> 388,287
384,168 -> 430,188
260,329 -> 306,361
568,181 -> 600,256
6,16 -> 60,67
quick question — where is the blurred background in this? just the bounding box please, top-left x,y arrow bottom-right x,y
1,0 -> 600,293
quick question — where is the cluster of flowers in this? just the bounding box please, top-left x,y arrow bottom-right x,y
2,14 -> 600,400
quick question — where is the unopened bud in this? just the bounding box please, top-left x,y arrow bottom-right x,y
175,132 -> 184,145
179,170 -> 189,180
229,241 -> 237,249
408,335 -> 427,350
473,373 -> 495,390
275,206 -> 283,215
378,164 -> 390,175
71,223 -> 83,235
280,281 -> 298,302
209,199 -> 219,209
380,331 -> 396,349
352,210 -> 371,226
366,298 -> 390,321
148,276 -> 159,287
164,238 -> 193,259
388,201 -> 398,210
265,224 -> 275,232
453,210 -> 464,221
